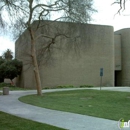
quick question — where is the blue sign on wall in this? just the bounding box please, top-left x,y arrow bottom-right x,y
100,68 -> 103,76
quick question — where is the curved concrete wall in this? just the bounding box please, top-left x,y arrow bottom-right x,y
15,21 -> 114,88
115,28 -> 130,86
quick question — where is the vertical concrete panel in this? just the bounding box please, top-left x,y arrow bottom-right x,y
115,29 -> 130,86
15,30 -> 36,88
114,34 -> 121,86
114,35 -> 121,70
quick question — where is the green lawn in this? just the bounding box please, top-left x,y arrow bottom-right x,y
0,111 -> 65,130
19,89 -> 130,121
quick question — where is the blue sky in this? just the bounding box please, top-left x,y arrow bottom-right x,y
0,0 -> 130,55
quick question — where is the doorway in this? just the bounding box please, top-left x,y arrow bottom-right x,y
115,71 -> 122,86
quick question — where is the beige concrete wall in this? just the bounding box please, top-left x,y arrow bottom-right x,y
115,28 -> 130,86
15,21 -> 115,88
114,34 -> 121,70
114,34 -> 122,86
4,78 -> 16,85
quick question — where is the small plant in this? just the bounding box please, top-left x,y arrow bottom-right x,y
44,85 -> 94,89
0,82 -> 10,88
44,87 -> 49,89
0,82 -> 16,89
56,85 -> 74,89
80,85 -> 94,88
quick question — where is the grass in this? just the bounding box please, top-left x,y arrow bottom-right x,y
19,89 -> 130,121
0,111 -> 65,130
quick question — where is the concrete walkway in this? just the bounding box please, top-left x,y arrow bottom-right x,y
0,87 -> 130,130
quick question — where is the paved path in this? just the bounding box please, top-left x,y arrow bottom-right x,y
0,87 -> 130,130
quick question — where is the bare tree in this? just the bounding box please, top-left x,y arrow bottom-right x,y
60,0 -> 97,23
112,0 -> 127,14
0,0 -> 96,95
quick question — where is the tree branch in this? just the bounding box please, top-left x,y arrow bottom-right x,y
112,0 -> 126,14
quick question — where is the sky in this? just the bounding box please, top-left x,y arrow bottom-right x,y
92,0 -> 130,31
0,0 -> 130,55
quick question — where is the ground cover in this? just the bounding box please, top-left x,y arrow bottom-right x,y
19,89 -> 130,121
0,83 -> 93,91
0,87 -> 31,91
0,111 -> 65,130
0,83 -> 34,91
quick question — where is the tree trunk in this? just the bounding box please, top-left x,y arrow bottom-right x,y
29,29 -> 42,96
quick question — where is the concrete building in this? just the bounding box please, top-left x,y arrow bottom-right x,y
15,21 -> 129,88
115,29 -> 130,86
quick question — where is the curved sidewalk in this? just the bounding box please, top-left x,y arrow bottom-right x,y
0,87 -> 130,130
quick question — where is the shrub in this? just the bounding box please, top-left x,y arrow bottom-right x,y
0,82 -> 15,88
79,85 -> 94,88
56,85 -> 74,89
44,87 -> 49,89
0,83 -> 9,88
